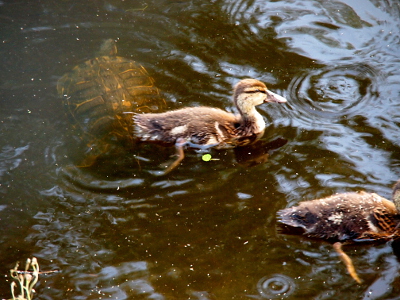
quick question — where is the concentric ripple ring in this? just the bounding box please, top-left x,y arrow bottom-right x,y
286,64 -> 381,123
257,274 -> 295,299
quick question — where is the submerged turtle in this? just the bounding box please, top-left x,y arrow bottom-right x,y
57,39 -> 166,166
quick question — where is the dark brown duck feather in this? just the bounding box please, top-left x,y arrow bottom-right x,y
133,79 -> 287,174
278,191 -> 399,242
134,107 -> 240,148
277,180 -> 400,283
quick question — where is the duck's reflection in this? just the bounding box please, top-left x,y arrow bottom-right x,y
234,137 -> 287,168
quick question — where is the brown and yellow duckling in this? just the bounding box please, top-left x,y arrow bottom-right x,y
133,79 -> 287,174
277,180 -> 400,283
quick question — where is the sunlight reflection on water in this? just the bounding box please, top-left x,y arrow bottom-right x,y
1,0 -> 400,299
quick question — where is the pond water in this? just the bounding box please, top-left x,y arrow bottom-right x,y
1,0 -> 400,299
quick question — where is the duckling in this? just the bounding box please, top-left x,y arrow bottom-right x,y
277,180 -> 400,283
133,79 -> 287,174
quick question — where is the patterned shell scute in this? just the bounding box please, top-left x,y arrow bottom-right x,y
58,55 -> 166,148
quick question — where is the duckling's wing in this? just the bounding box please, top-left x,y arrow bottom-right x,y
134,107 -> 238,144
354,205 -> 400,241
371,206 -> 398,232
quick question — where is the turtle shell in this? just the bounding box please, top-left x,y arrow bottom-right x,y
57,40 -> 166,165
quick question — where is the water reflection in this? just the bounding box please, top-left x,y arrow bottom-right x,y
234,138 -> 287,168
0,144 -> 30,178
1,0 -> 400,299
287,64 -> 380,124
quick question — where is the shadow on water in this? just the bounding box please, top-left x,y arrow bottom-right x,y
1,0 -> 400,299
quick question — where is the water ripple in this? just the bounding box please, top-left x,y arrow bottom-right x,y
60,166 -> 145,191
256,274 -> 295,299
286,63 -> 381,124
0,144 -> 30,178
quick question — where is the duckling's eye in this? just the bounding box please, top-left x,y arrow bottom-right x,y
246,89 -> 266,94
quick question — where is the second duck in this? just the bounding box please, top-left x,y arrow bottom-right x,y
133,78 -> 287,174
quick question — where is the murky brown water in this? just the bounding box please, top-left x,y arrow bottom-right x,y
1,0 -> 400,299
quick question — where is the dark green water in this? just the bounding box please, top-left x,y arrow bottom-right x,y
1,0 -> 400,299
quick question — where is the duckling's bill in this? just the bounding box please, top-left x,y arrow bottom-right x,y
266,90 -> 287,103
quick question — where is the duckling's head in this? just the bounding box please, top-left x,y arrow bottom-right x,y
233,79 -> 287,114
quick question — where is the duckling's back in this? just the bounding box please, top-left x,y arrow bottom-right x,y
133,106 -> 240,147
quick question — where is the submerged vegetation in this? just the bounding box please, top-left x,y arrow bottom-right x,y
8,258 -> 39,300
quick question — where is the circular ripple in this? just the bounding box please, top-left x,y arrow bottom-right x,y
257,274 -> 295,299
287,64 -> 381,123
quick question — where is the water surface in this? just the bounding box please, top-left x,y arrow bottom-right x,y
1,0 -> 400,299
